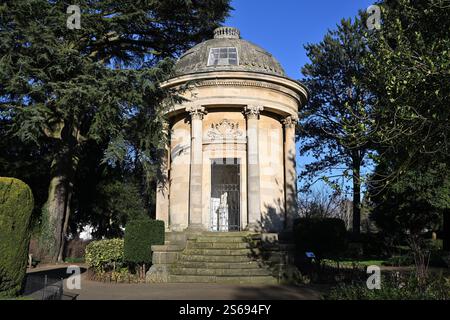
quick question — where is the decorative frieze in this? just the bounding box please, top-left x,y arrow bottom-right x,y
207,119 -> 244,141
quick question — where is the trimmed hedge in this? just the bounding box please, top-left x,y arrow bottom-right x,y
124,219 -> 165,265
294,218 -> 348,260
85,239 -> 124,272
0,177 -> 34,298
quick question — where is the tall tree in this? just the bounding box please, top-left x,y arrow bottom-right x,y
0,118 -> 51,229
0,0 -> 231,262
69,141 -> 150,240
362,0 -> 450,176
300,16 -> 376,236
369,158 -> 449,243
368,154 -> 449,282
362,0 -> 450,249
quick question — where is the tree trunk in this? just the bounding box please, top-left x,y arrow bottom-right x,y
57,186 -> 73,262
352,155 -> 361,237
39,149 -> 75,263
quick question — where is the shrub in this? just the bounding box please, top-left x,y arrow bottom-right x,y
353,232 -> 390,258
0,177 -> 34,298
87,266 -> 140,283
382,254 -> 415,267
124,219 -> 164,279
382,240 -> 448,268
85,239 -> 124,273
124,219 -> 165,265
294,218 -> 348,260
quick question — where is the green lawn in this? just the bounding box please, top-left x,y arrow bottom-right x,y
64,257 -> 85,263
323,259 -> 386,268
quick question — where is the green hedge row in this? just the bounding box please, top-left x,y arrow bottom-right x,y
84,220 -> 165,275
85,239 -> 124,272
0,177 -> 34,298
124,219 -> 165,264
294,217 -> 348,260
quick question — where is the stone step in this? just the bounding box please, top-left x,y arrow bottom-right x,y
180,254 -> 255,263
171,267 -> 272,277
191,232 -> 253,238
195,236 -> 252,243
177,261 -> 262,269
183,248 -> 259,256
187,241 -> 252,249
168,275 -> 278,284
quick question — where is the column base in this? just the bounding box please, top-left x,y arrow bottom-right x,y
245,223 -> 262,232
169,224 -> 186,232
186,224 -> 206,233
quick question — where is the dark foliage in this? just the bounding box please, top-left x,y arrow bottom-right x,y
294,218 -> 348,260
0,0 -> 231,261
0,178 -> 34,297
124,219 -> 164,265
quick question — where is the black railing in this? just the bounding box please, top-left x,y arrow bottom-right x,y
22,274 -> 64,300
211,161 -> 241,231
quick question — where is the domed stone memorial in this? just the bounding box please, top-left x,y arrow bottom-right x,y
148,27 -> 309,283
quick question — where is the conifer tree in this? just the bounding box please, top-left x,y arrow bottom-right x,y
300,17 -> 375,236
0,0 -> 231,261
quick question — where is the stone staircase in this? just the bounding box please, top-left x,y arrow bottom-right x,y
168,232 -> 278,284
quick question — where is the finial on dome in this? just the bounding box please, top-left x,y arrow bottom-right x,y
214,27 -> 240,39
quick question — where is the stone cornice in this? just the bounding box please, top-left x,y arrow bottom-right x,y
161,71 -> 309,105
194,79 -> 302,102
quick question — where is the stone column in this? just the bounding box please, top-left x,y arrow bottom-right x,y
283,115 -> 298,231
187,105 -> 207,231
156,122 -> 170,231
245,105 -> 263,231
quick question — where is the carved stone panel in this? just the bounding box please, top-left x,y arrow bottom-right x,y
206,119 -> 244,142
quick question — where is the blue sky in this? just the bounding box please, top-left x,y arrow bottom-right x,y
226,0 -> 374,79
226,0 -> 374,196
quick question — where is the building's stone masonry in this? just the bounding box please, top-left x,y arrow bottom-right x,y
148,27 -> 308,283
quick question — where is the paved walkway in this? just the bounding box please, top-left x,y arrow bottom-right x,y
66,281 -> 325,300
26,265 -> 326,300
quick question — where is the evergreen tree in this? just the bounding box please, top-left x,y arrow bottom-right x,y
300,16 -> 376,236
369,158 -> 449,243
70,141 -> 150,240
363,0 -> 450,249
363,0 -> 450,173
0,0 -> 231,262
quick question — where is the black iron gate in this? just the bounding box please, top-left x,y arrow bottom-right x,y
211,160 -> 240,231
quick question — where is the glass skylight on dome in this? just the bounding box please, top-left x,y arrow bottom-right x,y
207,47 -> 238,66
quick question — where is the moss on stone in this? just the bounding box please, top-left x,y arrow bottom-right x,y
0,177 -> 34,297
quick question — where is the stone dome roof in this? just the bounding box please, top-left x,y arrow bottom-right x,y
174,27 -> 286,77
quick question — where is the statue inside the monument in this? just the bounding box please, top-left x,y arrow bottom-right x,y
218,192 -> 229,232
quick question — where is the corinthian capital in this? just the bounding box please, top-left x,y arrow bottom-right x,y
186,105 -> 207,120
244,105 -> 264,120
282,115 -> 299,128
